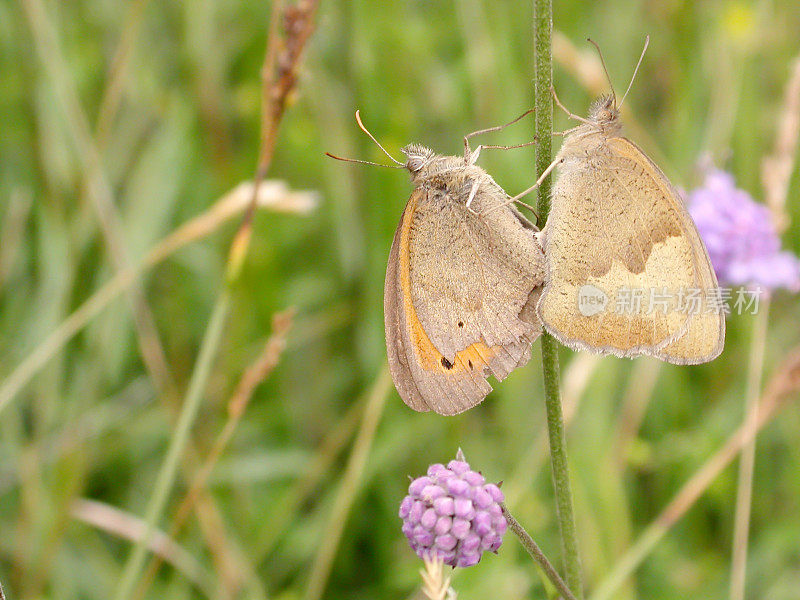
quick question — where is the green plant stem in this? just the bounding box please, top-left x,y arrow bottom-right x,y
540,335 -> 583,597
533,1 -> 553,229
533,1 -> 584,597
113,291 -> 231,600
503,504 -> 577,600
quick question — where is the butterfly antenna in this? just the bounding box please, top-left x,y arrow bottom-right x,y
619,35 -> 650,109
324,152 -> 404,168
587,38 -> 616,107
355,110 -> 404,166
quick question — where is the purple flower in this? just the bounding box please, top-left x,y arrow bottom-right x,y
687,168 -> 800,292
399,451 -> 507,568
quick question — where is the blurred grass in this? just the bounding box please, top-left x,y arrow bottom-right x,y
1,0 -> 800,599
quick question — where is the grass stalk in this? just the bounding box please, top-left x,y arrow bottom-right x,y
729,301 -> 770,600
534,1 -> 584,597
302,366 -> 392,600
113,293 -> 230,600
110,3 -> 320,597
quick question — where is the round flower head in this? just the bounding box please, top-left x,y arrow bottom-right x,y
688,167 -> 800,292
399,450 -> 507,568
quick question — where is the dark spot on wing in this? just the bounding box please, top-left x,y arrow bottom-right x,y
458,321 -> 464,327
468,360 -> 473,370
441,357 -> 454,370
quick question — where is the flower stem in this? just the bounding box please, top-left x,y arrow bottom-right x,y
503,504 -> 578,600
533,1 -> 584,597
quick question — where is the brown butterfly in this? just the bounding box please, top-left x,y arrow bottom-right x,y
533,37 -> 725,363
328,112 -> 545,414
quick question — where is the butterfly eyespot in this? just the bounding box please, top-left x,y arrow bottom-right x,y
458,321 -> 464,327
440,357 -> 454,370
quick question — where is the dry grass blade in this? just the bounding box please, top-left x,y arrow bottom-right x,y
94,0 -> 150,147
136,309 -> 296,593
114,2 -> 319,597
729,51 -> 800,600
22,0 -> 174,401
302,366 -> 392,600
0,181 -> 316,417
231,0 -> 320,278
0,187 -> 33,288
251,390 -> 364,563
70,498 -> 214,597
591,346 -> 800,600
761,53 -> 800,232
729,304 -> 770,600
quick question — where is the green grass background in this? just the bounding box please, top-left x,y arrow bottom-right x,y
1,0 -> 800,598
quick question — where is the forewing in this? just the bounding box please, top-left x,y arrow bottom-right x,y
538,135 -> 724,363
385,186 -> 544,415
384,200 -> 428,412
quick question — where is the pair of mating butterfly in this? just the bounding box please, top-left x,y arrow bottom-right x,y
329,39 -> 725,415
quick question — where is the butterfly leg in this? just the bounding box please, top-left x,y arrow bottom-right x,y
551,86 -> 594,126
479,156 -> 563,218
552,125 -> 581,137
463,109 -> 535,162
465,180 -> 480,213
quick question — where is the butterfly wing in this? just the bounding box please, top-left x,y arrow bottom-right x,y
385,185 -> 544,415
538,135 -> 724,364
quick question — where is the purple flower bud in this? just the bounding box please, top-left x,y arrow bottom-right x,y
427,463 -> 447,477
435,533 -> 458,551
408,501 -> 424,525
420,508 -> 437,529
399,496 -> 413,518
413,525 -> 434,547
421,485 -> 446,502
447,460 -> 470,475
451,517 -> 470,539
446,477 -> 469,496
408,477 -> 431,496
461,533 -> 481,553
473,488 -> 493,509
486,534 -> 503,552
434,516 -> 452,535
484,483 -> 504,503
457,552 -> 481,568
473,511 -> 492,536
494,517 -> 508,536
399,452 -> 507,568
480,534 -> 496,550
433,496 -> 455,516
453,497 -> 475,520
463,470 -> 485,486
